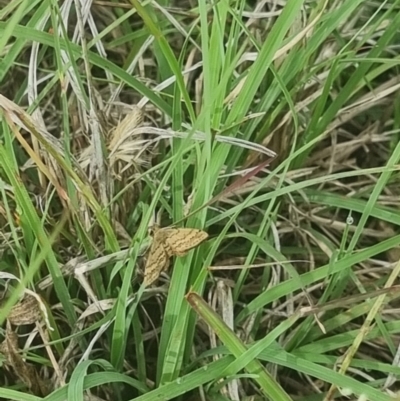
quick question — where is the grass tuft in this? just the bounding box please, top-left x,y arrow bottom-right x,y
1,0 -> 400,400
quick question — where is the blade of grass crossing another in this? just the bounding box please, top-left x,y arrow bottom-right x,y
0,144 -> 77,325
159,0 -> 306,384
0,0 -> 30,67
297,0 -> 400,166
236,233 -> 400,322
186,292 -> 293,401
226,0 -> 305,126
129,0 -> 196,123
347,142 -> 400,253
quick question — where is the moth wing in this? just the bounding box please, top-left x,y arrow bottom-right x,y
153,228 -> 173,257
144,241 -> 169,286
163,228 -> 208,257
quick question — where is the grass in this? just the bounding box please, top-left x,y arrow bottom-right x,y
1,0 -> 400,400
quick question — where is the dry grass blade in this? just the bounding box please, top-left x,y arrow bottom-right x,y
108,106 -> 143,151
324,258 -> 400,401
0,95 -> 69,201
0,323 -> 48,396
224,0 -> 328,104
210,281 -> 239,400
108,105 -> 149,178
299,286 -> 400,316
144,226 -> 208,286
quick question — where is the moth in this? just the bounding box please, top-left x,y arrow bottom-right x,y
144,226 -> 209,286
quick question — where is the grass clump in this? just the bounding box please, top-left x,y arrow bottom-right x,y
1,0 -> 400,400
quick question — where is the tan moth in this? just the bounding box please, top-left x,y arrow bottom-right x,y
144,226 -> 208,286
